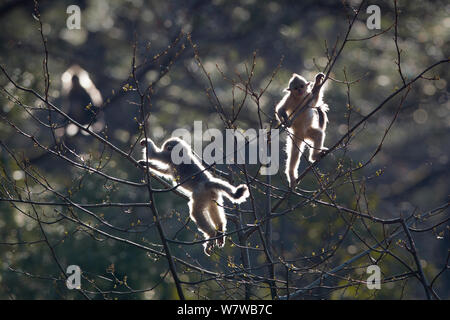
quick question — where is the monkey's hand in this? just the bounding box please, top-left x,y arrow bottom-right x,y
283,117 -> 292,128
277,110 -> 292,128
311,73 -> 325,95
315,72 -> 325,85
138,160 -> 148,167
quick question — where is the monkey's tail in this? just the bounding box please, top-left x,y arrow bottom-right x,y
317,104 -> 329,129
208,181 -> 250,204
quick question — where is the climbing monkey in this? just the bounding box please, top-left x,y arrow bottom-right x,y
276,72 -> 329,188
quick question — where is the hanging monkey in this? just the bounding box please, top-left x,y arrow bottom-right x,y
139,137 -> 249,256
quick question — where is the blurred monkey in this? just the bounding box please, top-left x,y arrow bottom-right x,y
61,65 -> 103,137
276,72 -> 329,188
29,65 -> 104,165
139,137 -> 249,256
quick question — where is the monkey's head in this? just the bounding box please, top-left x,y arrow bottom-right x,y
286,74 -> 309,97
161,138 -> 182,152
161,137 -> 191,160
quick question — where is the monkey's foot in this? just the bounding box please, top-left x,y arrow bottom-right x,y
287,174 -> 297,189
309,153 -> 320,162
216,231 -> 225,248
310,148 -> 328,162
204,241 -> 215,256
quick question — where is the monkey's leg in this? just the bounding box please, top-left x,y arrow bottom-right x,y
189,194 -> 217,256
307,127 -> 327,162
285,132 -> 305,188
208,199 -> 227,248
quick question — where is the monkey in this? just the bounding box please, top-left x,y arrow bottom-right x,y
61,65 -> 103,126
275,72 -> 329,188
138,137 -> 249,256
61,65 -> 104,139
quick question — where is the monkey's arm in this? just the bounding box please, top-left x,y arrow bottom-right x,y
138,160 -> 172,176
277,108 -> 291,127
275,99 -> 292,127
301,73 -> 325,110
